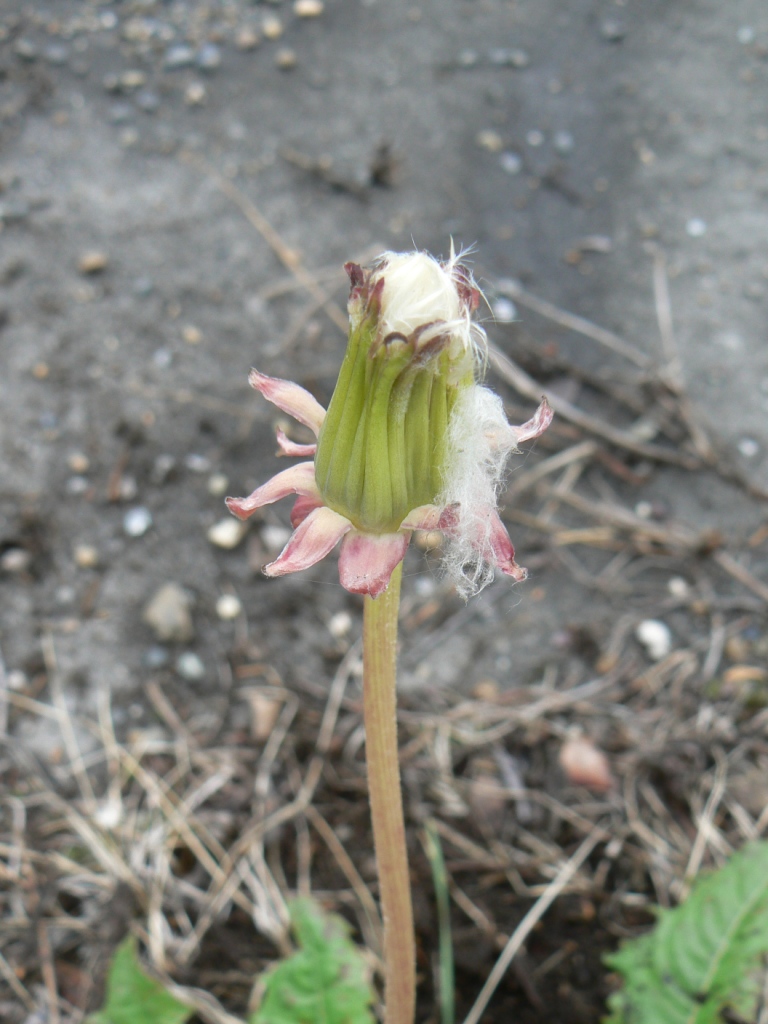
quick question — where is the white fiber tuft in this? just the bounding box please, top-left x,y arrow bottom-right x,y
439,385 -> 521,598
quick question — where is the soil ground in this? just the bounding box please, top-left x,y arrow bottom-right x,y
1,1 -> 767,1022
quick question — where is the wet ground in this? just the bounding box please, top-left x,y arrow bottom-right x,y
1,1 -> 767,1021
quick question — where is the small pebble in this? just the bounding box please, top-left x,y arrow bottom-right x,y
261,524 -> 292,552
235,26 -> 260,50
244,691 -> 282,742
737,25 -> 756,45
103,73 -> 121,93
457,48 -> 479,68
1,548 -> 31,573
185,82 -> 207,106
120,70 -> 147,89
7,670 -> 27,692
667,576 -> 690,599
67,452 -> 90,473
275,47 -> 297,70
328,610 -> 352,638
635,619 -> 672,661
14,39 -> 39,61
207,472 -> 229,496
559,735 -> 614,792
123,506 -> 153,537
499,151 -> 522,175
738,437 -> 760,459
488,47 -> 529,68
164,44 -> 196,69
216,593 -> 242,620
553,130 -> 574,154
78,251 -> 109,274
73,544 -> 99,569
207,518 -> 246,549
492,297 -> 517,322
151,453 -> 176,484
196,43 -> 221,72
185,453 -> 211,473
686,217 -> 707,238
600,18 -> 626,42
476,129 -> 504,152
526,129 -> 544,147
294,0 -> 324,16
176,652 -> 205,681
143,582 -> 194,643
118,476 -> 138,501
262,15 -> 284,40
182,324 -> 202,344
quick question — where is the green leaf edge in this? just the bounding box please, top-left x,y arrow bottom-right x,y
603,840 -> 768,1024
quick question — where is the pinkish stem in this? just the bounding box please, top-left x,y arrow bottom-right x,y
362,561 -> 415,1024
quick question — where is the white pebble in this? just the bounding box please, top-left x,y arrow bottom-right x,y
208,518 -> 246,549
499,151 -> 522,175
492,298 -> 517,322
635,619 -> 672,661
686,217 -> 707,238
667,576 -> 690,599
261,524 -> 292,553
216,594 -> 242,620
294,0 -> 324,15
176,652 -> 205,680
207,472 -> 229,496
737,437 -> 759,459
737,25 -> 755,45
73,544 -> 99,569
124,506 -> 153,537
185,453 -> 211,473
526,129 -> 544,147
328,611 -> 352,639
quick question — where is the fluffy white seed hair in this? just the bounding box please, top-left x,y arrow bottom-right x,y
439,384 -> 522,598
373,249 -> 486,359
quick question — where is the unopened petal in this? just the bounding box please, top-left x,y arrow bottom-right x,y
226,462 -> 318,521
264,506 -> 352,578
249,369 -> 326,437
488,509 -> 527,582
338,530 -> 410,597
276,428 -> 317,458
290,492 -> 323,528
399,504 -> 444,531
511,397 -> 553,447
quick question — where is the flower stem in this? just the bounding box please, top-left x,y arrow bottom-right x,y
363,560 -> 415,1024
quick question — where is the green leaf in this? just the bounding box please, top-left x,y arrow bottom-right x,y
85,936 -> 193,1024
250,898 -> 376,1024
604,840 -> 768,1024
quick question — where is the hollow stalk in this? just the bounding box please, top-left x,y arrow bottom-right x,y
362,560 -> 415,1024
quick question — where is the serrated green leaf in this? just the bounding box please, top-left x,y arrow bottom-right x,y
604,840 -> 768,1024
85,936 -> 193,1024
250,898 -> 375,1024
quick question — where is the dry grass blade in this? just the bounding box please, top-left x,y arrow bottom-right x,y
462,831 -> 602,1024
487,343 -> 702,468
494,279 -> 652,370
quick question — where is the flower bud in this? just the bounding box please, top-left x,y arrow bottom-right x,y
314,251 -> 483,533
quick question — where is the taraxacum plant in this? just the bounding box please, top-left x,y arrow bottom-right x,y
227,248 -> 552,1024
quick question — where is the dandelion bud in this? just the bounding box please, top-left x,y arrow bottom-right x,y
314,251 -> 482,533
